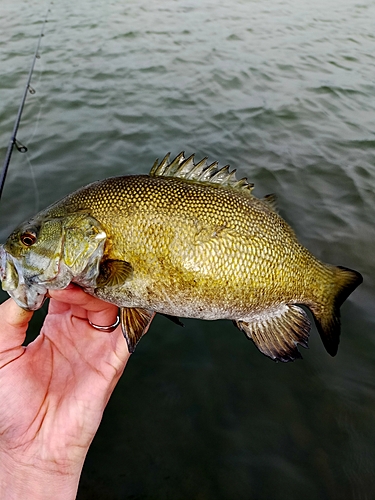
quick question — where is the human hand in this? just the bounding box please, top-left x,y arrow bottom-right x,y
0,284 -> 130,499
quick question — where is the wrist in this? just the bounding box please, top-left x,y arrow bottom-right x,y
0,451 -> 83,500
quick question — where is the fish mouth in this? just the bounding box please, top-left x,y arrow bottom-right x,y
0,244 -> 48,310
0,216 -> 106,310
0,245 -> 6,282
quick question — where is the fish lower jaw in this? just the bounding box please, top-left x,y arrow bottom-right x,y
6,283 -> 47,311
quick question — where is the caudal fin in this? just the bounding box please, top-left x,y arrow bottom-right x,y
309,266 -> 363,356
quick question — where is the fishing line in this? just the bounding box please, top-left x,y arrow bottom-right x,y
0,4 -> 51,202
25,153 -> 41,213
25,55 -> 47,212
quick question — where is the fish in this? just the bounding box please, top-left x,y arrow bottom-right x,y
0,152 -> 363,362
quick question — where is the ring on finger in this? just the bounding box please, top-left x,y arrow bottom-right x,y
88,315 -> 120,333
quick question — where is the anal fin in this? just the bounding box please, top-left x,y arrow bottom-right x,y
120,307 -> 156,353
234,304 -> 311,362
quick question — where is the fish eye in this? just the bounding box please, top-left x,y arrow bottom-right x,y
20,231 -> 37,247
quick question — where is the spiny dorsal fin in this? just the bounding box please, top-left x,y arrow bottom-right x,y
150,152 -> 254,194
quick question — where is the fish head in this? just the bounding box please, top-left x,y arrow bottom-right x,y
0,211 -> 107,310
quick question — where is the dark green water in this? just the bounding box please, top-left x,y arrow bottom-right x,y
1,0 -> 374,498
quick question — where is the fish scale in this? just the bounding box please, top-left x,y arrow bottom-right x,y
0,153 -> 362,362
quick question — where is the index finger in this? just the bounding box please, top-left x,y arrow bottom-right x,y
48,285 -> 119,327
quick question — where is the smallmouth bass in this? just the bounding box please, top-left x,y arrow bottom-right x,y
0,153 -> 362,361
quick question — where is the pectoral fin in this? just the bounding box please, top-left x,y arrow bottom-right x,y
120,307 -> 156,353
97,259 -> 133,288
234,304 -> 311,362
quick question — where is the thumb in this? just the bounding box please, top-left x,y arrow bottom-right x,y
0,298 -> 33,354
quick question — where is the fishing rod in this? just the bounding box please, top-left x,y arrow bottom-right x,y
0,6 -> 50,201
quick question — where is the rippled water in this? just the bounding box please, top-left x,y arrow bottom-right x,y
1,0 -> 375,498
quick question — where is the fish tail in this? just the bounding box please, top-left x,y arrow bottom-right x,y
309,265 -> 363,356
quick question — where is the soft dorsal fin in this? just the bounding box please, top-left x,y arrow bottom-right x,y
263,194 -> 278,213
150,152 -> 254,195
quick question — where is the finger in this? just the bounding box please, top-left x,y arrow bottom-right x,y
48,287 -> 130,363
0,298 -> 33,352
49,285 -> 117,313
48,285 -> 119,331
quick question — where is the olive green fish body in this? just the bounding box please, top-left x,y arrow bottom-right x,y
60,176 -> 318,313
0,153 -> 362,361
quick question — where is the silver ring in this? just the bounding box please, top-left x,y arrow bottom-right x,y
88,315 -> 120,332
